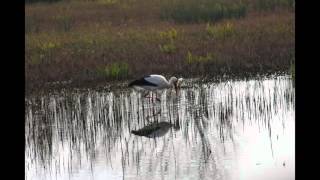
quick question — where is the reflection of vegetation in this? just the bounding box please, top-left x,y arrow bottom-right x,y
25,76 -> 295,179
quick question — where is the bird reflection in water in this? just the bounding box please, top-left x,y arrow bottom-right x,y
131,110 -> 180,138
131,121 -> 175,138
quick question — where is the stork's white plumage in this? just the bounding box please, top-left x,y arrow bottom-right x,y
128,74 -> 179,101
176,78 -> 183,88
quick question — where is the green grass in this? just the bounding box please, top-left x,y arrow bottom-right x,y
186,51 -> 215,64
96,62 -> 129,79
159,28 -> 178,54
206,22 -> 236,39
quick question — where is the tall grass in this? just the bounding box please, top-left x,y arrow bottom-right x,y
25,0 -> 295,92
96,62 -> 129,79
206,22 -> 236,39
159,28 -> 178,54
186,51 -> 215,64
54,15 -> 74,32
25,15 -> 39,34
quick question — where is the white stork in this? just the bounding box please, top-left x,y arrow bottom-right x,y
128,74 -> 180,101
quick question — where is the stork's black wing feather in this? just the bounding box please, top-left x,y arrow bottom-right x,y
128,75 -> 158,87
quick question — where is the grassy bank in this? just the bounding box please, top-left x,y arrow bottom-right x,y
25,0 -> 295,93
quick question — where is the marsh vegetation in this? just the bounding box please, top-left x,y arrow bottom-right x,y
25,0 -> 295,93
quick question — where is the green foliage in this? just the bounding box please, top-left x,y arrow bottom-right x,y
161,0 -> 247,23
159,28 -> 178,54
159,28 -> 177,41
186,51 -> 215,64
97,62 -> 129,79
206,22 -> 236,39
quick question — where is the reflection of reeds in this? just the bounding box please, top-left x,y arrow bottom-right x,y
25,75 -> 295,179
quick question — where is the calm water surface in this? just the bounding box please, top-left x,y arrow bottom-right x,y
25,75 -> 295,180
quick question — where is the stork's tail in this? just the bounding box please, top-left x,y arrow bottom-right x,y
128,80 -> 137,87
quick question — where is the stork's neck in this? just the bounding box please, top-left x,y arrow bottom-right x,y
168,77 -> 176,87
168,79 -> 173,85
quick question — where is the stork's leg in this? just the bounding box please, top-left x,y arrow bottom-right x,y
150,92 -> 154,103
155,91 -> 161,102
143,91 -> 153,103
143,91 -> 151,98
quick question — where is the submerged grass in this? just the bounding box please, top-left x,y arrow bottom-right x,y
25,0 -> 295,93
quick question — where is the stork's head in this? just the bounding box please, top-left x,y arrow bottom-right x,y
175,78 -> 183,95
174,81 -> 178,94
168,76 -> 178,93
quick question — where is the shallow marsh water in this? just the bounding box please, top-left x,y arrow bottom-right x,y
25,75 -> 295,180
